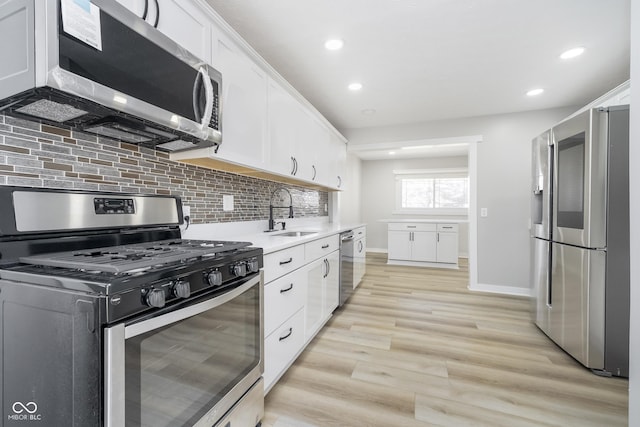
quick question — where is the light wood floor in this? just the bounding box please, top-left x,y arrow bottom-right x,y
263,253 -> 628,427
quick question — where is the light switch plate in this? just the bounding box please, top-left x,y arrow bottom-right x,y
480,208 -> 488,217
223,195 -> 234,211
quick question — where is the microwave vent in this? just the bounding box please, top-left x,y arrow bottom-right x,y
156,140 -> 198,151
15,99 -> 88,122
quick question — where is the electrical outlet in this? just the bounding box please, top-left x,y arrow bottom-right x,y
480,208 -> 488,217
182,205 -> 191,220
223,195 -> 234,211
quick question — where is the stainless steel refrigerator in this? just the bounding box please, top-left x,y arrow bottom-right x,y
530,106 -> 629,377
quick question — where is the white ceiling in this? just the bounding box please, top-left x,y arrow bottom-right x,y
204,0 -> 630,157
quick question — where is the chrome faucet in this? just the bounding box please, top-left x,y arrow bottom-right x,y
268,187 -> 294,231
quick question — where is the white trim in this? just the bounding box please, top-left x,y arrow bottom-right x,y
387,259 -> 459,270
393,168 -> 468,176
469,282 -> 532,298
367,247 -> 388,253
468,142 -> 478,290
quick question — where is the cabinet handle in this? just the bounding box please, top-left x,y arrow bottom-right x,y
290,157 -> 296,175
321,244 -> 330,249
280,283 -> 294,293
152,0 -> 159,28
442,226 -> 453,229
437,232 -> 440,242
407,226 -> 417,228
358,241 -> 363,252
279,327 -> 293,341
323,259 -> 329,278
312,165 -> 317,180
279,257 -> 293,265
337,176 -> 342,188
142,0 -> 148,20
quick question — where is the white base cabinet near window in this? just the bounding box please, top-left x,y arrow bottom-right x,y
387,223 -> 459,268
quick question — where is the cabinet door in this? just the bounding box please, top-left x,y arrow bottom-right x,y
304,259 -> 324,341
263,308 -> 305,392
268,79 -> 299,177
154,0 -> 211,63
412,231 -> 437,262
324,252 -> 340,316
388,230 -> 411,260
264,269 -> 306,336
212,30 -> 268,169
436,232 -> 458,263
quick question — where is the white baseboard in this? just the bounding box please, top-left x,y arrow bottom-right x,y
367,248 -> 388,253
468,283 -> 532,297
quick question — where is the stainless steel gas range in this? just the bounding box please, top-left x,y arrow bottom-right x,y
0,186 -> 264,427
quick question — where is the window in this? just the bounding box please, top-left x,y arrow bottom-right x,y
394,169 -> 469,214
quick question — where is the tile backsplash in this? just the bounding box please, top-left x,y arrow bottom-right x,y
0,114 -> 329,223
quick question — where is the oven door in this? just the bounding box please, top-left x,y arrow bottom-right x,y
104,273 -> 263,427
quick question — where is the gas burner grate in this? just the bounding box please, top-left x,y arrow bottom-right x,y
19,239 -> 252,274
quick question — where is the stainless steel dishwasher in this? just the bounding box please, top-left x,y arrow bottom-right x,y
339,230 -> 355,306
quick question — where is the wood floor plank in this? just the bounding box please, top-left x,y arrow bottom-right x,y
263,253 -> 628,426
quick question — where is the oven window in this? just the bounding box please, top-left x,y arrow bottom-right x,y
556,132 -> 585,229
124,284 -> 260,427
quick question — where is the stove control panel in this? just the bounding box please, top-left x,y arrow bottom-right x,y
94,197 -> 135,214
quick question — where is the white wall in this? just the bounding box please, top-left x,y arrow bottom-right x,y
336,152 -> 362,224
628,0 -> 638,422
343,106 -> 577,292
360,155 -> 469,255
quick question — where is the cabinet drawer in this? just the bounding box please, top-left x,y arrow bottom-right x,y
353,226 -> 366,238
264,308 -> 305,390
263,245 -> 305,283
388,223 -> 436,232
437,223 -> 459,232
264,269 -> 306,336
305,235 -> 339,262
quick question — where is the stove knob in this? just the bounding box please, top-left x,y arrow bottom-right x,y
246,258 -> 260,273
207,270 -> 223,287
173,280 -> 191,299
232,263 -> 247,277
145,288 -> 166,308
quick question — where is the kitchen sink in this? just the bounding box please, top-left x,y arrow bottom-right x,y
273,231 -> 318,237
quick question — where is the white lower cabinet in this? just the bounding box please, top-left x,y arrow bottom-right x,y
387,222 -> 459,267
304,250 -> 339,341
263,308 -> 305,390
263,235 -> 341,393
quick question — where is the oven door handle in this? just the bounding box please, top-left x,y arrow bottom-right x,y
126,274 -> 260,338
104,273 -> 262,427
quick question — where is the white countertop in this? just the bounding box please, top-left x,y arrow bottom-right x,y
379,218 -> 468,224
183,218 -> 365,254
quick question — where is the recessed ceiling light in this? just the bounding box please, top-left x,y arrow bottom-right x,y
389,151 -> 396,155
560,47 -> 585,60
527,88 -> 544,97
361,109 -> 376,115
324,39 -> 344,50
348,82 -> 363,91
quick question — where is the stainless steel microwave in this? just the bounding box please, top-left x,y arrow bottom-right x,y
0,0 -> 222,152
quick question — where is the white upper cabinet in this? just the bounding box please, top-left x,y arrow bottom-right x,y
211,29 -> 268,169
268,78 -> 309,179
162,0 -> 347,190
116,0 -> 211,63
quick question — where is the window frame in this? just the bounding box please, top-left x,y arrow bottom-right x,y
393,168 -> 469,215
